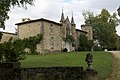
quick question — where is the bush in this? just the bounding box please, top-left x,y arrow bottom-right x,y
63,48 -> 68,52
0,40 -> 26,62
13,33 -> 43,53
0,33 -> 43,62
78,34 -> 93,51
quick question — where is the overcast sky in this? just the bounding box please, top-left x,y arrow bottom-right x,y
2,0 -> 120,35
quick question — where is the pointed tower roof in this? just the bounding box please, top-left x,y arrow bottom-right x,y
60,8 -> 65,23
65,16 -> 70,23
71,12 -> 75,24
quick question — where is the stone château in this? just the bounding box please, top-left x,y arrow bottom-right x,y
0,11 -> 93,53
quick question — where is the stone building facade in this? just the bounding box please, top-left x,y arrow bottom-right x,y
0,31 -> 17,43
81,24 -> 93,40
75,29 -> 88,51
16,18 -> 62,53
1,12 -> 93,53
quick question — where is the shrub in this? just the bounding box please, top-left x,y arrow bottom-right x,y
0,40 -> 26,62
78,34 -> 93,51
13,33 -> 43,53
0,33 -> 43,62
63,48 -> 68,52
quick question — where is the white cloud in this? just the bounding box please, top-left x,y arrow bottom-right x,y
3,0 -> 120,35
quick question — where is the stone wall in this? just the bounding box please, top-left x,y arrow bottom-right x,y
0,62 -> 83,80
18,21 -> 41,39
17,20 -> 62,53
0,32 -> 17,43
39,21 -> 62,53
75,29 -> 87,51
0,62 -> 21,80
81,24 -> 93,40
21,67 -> 83,80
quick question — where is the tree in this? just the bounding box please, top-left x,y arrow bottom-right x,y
22,18 -> 31,22
78,34 -> 93,51
82,9 -> 120,50
82,10 -> 94,24
0,0 -> 35,62
0,33 -> 43,62
0,0 -> 34,29
0,38 -> 26,62
0,32 -> 3,41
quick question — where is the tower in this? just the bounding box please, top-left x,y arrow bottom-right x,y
71,13 -> 76,39
71,12 -> 75,24
60,9 -> 65,23
65,16 -> 71,35
60,9 -> 66,38
81,22 -> 93,40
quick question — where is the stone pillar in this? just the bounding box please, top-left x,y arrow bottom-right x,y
83,53 -> 98,80
83,69 -> 98,80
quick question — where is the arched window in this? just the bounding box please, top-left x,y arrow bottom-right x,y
66,25 -> 70,35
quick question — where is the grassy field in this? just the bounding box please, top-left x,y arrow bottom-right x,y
21,51 -> 112,80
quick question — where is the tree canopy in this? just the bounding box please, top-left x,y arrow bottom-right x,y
78,34 -> 93,51
0,0 -> 34,29
83,9 -> 120,50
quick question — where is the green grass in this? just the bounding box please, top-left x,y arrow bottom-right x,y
21,51 -> 112,80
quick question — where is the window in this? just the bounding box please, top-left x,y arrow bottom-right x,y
66,26 -> 70,35
50,37 -> 54,49
50,24 -> 53,34
49,24 -> 54,49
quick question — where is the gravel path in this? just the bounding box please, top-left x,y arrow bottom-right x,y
107,51 -> 120,80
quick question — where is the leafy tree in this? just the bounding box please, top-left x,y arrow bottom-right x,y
0,32 -> 3,41
0,0 -> 34,29
0,39 -> 26,62
4,41 -> 26,62
82,9 -> 120,50
82,10 -> 94,24
0,33 -> 43,62
22,18 -> 31,22
78,34 -> 93,51
12,33 -> 43,53
118,36 -> 120,49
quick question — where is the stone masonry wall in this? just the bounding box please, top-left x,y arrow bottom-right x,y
81,25 -> 93,40
18,21 -> 41,39
18,21 -> 62,53
0,62 -> 83,80
41,21 -> 62,53
0,32 -> 17,43
21,67 -> 83,80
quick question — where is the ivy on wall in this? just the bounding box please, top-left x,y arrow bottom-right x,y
63,34 -> 75,47
0,33 -> 43,62
13,34 -> 43,53
78,34 -> 93,51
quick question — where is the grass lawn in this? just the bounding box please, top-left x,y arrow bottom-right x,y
21,51 -> 112,80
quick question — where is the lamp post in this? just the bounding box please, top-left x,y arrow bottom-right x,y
117,6 -> 120,16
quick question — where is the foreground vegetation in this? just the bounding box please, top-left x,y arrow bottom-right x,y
21,51 -> 112,80
83,9 -> 120,50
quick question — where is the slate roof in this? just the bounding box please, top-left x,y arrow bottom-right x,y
15,18 -> 62,26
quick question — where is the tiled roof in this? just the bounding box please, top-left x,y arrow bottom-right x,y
0,31 -> 17,35
76,29 -> 87,33
15,18 -> 62,26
